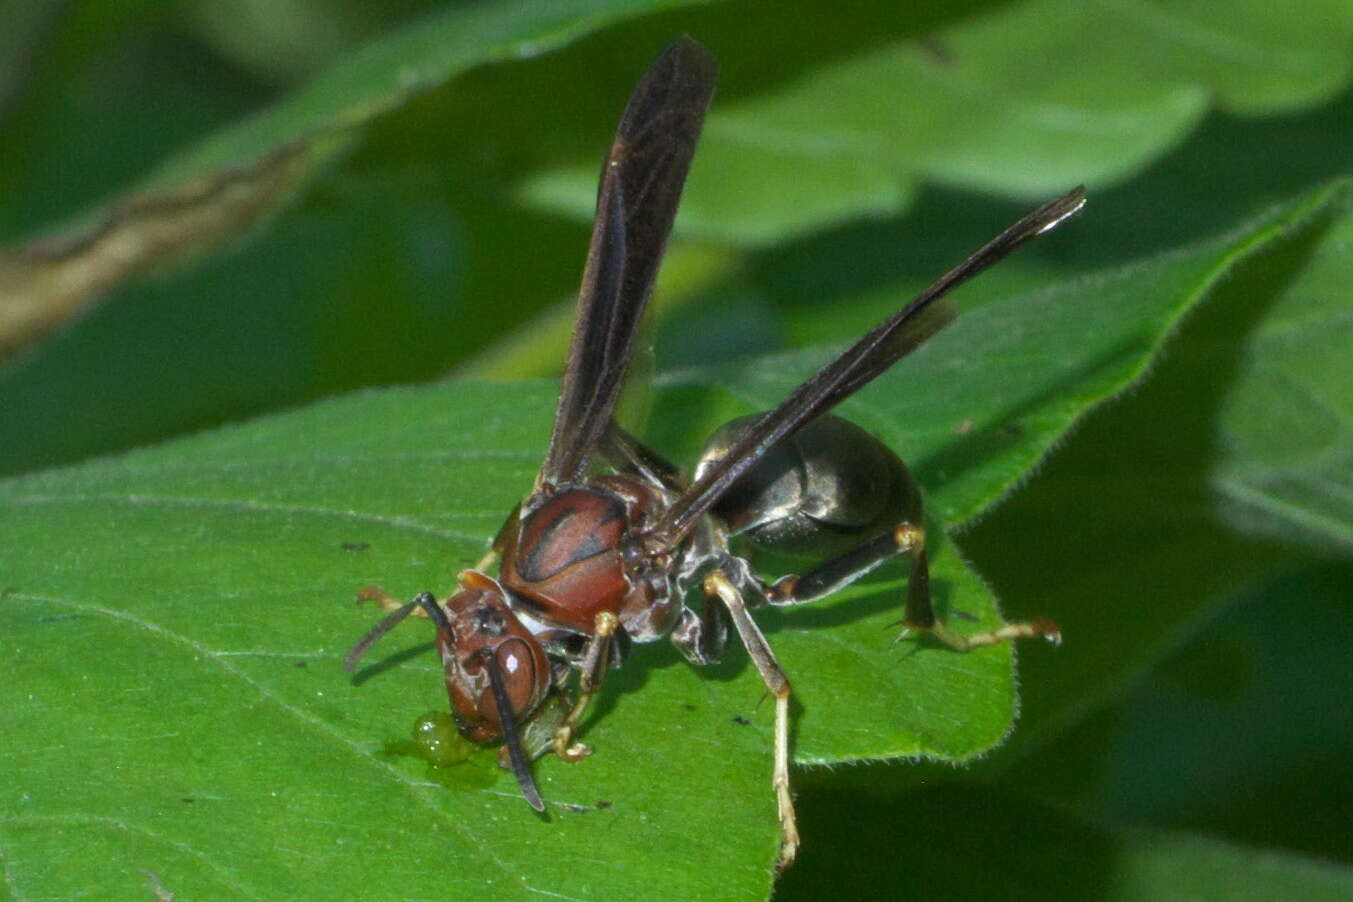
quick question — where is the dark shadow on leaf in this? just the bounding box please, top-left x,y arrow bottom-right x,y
348,640 -> 437,687
780,785 -> 1113,901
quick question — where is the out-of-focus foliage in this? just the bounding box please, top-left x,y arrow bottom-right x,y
1,1 -> 1351,899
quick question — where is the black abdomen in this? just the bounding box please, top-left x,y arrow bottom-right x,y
694,414 -> 921,555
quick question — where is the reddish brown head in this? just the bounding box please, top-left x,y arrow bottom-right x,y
343,575 -> 551,811
437,572 -> 551,744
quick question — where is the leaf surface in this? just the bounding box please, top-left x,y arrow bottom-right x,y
2,181 -> 1347,898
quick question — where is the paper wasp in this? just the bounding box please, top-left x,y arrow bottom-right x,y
346,36 -> 1083,868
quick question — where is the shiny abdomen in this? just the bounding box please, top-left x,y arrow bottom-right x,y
695,414 -> 920,555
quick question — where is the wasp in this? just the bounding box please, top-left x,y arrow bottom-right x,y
346,36 -> 1084,868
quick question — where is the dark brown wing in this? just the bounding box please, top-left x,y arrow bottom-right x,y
653,186 -> 1087,543
535,37 -> 718,490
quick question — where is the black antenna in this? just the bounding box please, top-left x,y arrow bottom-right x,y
483,650 -> 546,812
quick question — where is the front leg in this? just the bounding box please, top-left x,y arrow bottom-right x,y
553,611 -> 620,761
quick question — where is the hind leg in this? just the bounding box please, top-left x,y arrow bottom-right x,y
766,522 -> 1061,650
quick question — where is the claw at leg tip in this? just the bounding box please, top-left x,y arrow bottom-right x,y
554,737 -> 592,761
1035,619 -> 1063,647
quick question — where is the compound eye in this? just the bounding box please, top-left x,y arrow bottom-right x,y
491,637 -> 544,719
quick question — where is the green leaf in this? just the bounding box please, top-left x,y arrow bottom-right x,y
1212,199 -> 1353,556
1101,830 -> 1353,902
522,0 -> 1353,244
0,383 -> 999,900
3,180 -> 1347,897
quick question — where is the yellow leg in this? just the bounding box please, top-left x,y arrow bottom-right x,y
553,611 -> 619,762
706,571 -> 800,870
892,524 -> 1062,650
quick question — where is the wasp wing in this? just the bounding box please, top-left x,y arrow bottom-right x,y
535,37 -> 717,490
654,186 -> 1087,543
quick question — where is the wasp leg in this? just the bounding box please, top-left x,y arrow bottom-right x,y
355,586 -> 431,617
705,570 -> 799,872
553,611 -> 620,762
767,523 -> 1061,651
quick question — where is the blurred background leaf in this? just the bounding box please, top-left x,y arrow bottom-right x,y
1,0 -> 1351,899
524,0 -> 1353,243
1211,207 -> 1353,557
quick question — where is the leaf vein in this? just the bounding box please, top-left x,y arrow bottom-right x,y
11,593 -> 535,895
0,492 -> 487,545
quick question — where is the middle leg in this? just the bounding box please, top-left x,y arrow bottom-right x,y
704,569 -> 799,871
